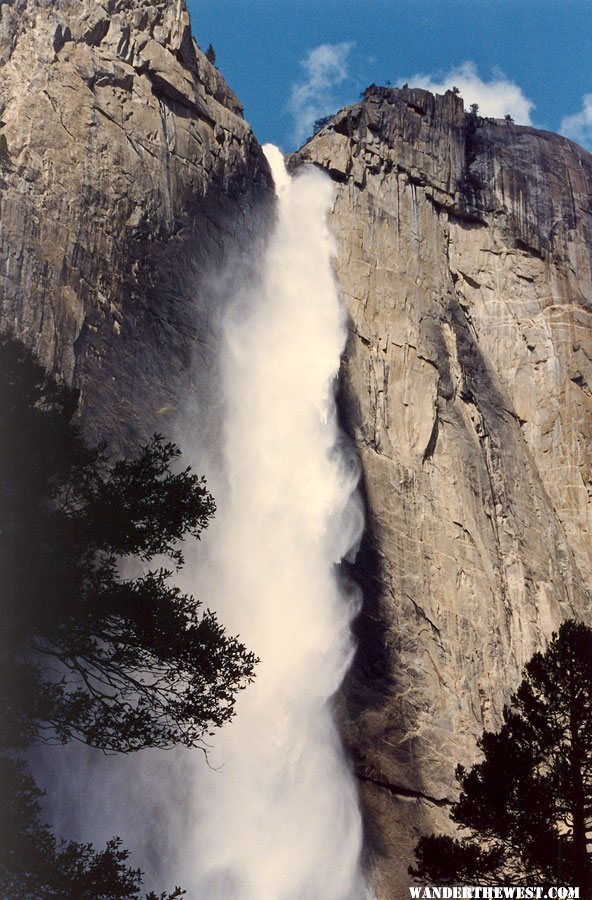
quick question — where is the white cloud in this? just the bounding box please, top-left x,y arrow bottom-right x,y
288,42 -> 353,146
561,94 -> 592,151
399,61 -> 535,124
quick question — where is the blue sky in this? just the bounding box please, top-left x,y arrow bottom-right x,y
187,0 -> 592,153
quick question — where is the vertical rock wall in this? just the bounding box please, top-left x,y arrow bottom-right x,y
0,0 -> 273,449
4,6 -> 592,891
291,88 -> 592,895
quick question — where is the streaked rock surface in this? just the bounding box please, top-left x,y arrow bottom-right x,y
3,6 -> 592,890
0,0 -> 273,448
291,87 -> 592,895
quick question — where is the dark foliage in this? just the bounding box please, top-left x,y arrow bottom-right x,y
0,335 -> 257,753
312,114 -> 333,135
412,834 -> 503,885
0,755 -> 185,899
0,335 -> 259,895
205,43 -> 216,64
411,620 -> 592,897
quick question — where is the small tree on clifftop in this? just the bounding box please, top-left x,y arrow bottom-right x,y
411,620 -> 592,898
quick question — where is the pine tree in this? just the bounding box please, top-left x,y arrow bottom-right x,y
0,335 -> 257,754
411,620 -> 592,898
0,756 -> 185,898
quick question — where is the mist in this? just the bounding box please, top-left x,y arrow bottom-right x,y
179,145 -> 370,899
30,145 -> 370,900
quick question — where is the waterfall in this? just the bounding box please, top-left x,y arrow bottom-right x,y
188,145 -> 370,900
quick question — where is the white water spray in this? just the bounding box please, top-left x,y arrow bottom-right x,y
189,146 -> 370,900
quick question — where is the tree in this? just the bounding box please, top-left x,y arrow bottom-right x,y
0,335 -> 258,894
470,102 -> 480,117
0,335 -> 257,754
0,755 -> 185,898
411,620 -> 592,897
205,43 -> 216,65
312,114 -> 333,136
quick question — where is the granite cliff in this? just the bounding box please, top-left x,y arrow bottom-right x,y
2,2 -> 592,896
0,0 -> 273,448
291,87 -> 592,894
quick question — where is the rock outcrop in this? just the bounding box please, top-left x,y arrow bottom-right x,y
4,4 -> 592,893
0,0 -> 273,449
291,88 -> 592,895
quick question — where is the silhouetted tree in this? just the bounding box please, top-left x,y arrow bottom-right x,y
312,114 -> 333,136
205,43 -> 216,64
0,336 -> 257,754
411,620 -> 592,898
0,755 -> 185,898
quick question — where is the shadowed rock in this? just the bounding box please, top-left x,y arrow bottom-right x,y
0,0 -> 274,451
291,86 -> 592,896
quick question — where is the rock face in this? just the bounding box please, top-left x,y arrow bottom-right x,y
291,88 -> 592,895
4,5 -> 592,893
0,0 -> 273,449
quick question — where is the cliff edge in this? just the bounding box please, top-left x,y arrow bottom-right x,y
3,8 -> 592,892
0,0 -> 273,448
292,86 -> 592,895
